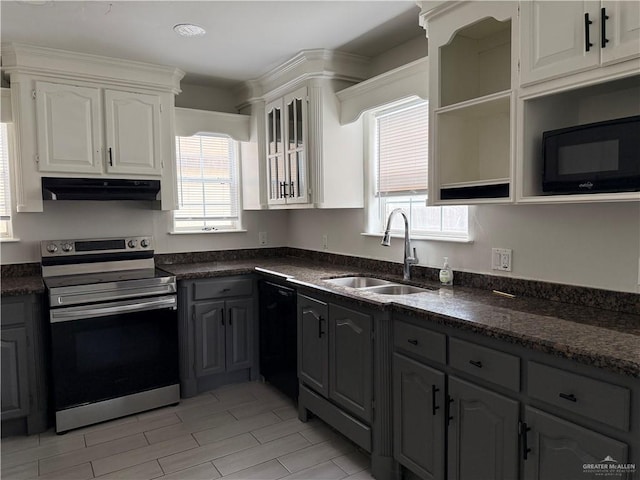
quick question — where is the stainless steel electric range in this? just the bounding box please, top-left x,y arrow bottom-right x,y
41,236 -> 180,433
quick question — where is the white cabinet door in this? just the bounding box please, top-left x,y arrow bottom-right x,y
35,82 -> 102,174
283,87 -> 309,204
104,90 -> 162,175
265,98 -> 286,205
520,1 -> 600,86
601,1 -> 640,65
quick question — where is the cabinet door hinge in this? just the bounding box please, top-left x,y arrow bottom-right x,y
371,400 -> 375,413
370,330 -> 375,341
517,60 -> 520,73
160,104 -> 163,113
32,90 -> 36,100
35,154 -> 40,164
29,393 -> 34,408
25,335 -> 30,347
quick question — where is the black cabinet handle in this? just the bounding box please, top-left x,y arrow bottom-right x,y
447,396 -> 454,425
601,8 -> 609,48
220,288 -> 231,293
108,147 -> 113,166
469,360 -> 483,368
221,310 -> 225,326
318,316 -> 325,338
279,182 -> 287,198
520,422 -> 531,460
585,13 -> 593,51
559,392 -> 577,402
289,181 -> 295,198
432,385 -> 440,416
407,339 -> 418,345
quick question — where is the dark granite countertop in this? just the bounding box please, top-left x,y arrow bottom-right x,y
159,257 -> 640,378
0,275 -> 45,296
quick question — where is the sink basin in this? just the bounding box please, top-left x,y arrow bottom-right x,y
365,284 -> 431,295
325,276 -> 394,288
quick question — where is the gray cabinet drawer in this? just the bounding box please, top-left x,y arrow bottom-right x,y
193,278 -> 253,300
393,321 -> 446,364
449,337 -> 520,392
528,362 -> 630,431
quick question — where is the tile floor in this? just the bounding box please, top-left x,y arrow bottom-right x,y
1,382 -> 373,480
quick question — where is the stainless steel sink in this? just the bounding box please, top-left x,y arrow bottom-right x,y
325,276 -> 394,288
365,284 -> 431,295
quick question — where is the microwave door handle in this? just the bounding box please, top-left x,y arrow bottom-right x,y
50,296 -> 177,323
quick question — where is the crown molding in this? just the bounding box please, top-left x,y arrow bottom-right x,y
235,49 -> 371,106
2,43 -> 184,94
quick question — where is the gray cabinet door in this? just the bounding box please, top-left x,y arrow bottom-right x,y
1,327 -> 30,420
225,298 -> 253,372
329,304 -> 372,422
447,376 -> 519,480
523,406 -> 629,480
193,301 -> 226,377
297,294 -> 329,397
393,353 -> 445,480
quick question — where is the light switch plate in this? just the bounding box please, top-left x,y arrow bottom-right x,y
492,248 -> 512,272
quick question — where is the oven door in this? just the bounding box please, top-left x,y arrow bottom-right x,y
49,295 -> 179,411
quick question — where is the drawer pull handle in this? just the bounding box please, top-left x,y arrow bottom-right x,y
469,360 -> 483,368
432,385 -> 440,416
584,13 -> 593,51
559,392 -> 577,402
220,288 -> 231,293
407,339 -> 418,345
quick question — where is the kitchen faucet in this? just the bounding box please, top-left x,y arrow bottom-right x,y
381,208 -> 418,281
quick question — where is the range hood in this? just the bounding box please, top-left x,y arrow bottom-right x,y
42,177 -> 161,201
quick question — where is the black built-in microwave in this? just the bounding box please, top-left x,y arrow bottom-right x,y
542,115 -> 640,194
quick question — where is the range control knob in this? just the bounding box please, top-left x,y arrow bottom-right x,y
140,238 -> 150,248
61,243 -> 73,252
46,244 -> 58,253
127,239 -> 138,248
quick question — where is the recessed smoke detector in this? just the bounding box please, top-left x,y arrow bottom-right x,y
173,23 -> 206,38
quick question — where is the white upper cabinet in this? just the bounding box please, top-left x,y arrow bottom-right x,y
240,50 -> 368,210
35,82 -> 102,174
2,43 -> 183,212
421,1 -> 518,205
520,1 -> 640,86
265,86 -> 309,205
104,90 -> 162,175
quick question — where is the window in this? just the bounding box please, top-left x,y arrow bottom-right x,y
370,99 -> 468,240
0,123 -> 13,239
174,134 -> 241,232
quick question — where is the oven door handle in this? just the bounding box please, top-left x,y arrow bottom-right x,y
50,296 -> 177,323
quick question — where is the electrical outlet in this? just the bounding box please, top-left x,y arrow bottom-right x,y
322,234 -> 328,250
259,231 -> 268,246
492,248 -> 512,272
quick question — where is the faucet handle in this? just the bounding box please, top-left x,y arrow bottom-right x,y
408,247 -> 419,264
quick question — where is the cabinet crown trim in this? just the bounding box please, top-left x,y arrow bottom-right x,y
2,43 -> 184,94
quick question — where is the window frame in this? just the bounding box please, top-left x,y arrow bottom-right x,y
364,97 -> 471,243
0,122 -> 14,240
172,132 -> 243,234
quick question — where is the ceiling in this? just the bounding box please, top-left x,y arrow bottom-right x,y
1,1 -> 424,87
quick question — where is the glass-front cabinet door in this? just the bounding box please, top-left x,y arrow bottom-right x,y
283,87 -> 308,204
265,86 -> 308,206
266,100 -> 286,205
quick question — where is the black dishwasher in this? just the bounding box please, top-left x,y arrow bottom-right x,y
258,281 -> 298,401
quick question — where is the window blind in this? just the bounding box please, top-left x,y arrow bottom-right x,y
0,123 -> 12,237
375,101 -> 428,196
175,134 -> 239,230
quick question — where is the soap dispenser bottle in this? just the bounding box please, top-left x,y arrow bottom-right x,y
439,257 -> 453,286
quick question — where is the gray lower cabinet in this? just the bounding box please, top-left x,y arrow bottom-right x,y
179,277 -> 257,397
0,294 -> 47,435
522,407 -> 629,480
393,353 -> 445,480
298,294 -> 373,423
298,295 -> 329,396
1,327 -> 30,420
392,316 -> 638,480
447,376 -> 519,480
